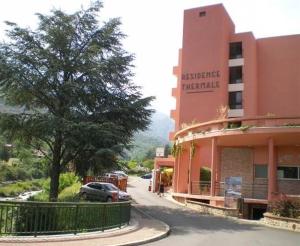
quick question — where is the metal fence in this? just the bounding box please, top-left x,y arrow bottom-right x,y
0,200 -> 131,236
215,182 -> 268,199
191,181 -> 211,195
191,181 -> 268,199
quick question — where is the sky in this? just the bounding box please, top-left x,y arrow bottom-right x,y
0,0 -> 299,115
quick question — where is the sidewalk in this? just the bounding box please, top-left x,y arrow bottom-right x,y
0,206 -> 170,246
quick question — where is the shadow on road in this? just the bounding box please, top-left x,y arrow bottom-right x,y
135,204 -> 264,236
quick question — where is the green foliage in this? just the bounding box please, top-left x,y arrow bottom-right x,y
0,164 -> 32,181
0,157 -> 48,182
127,160 -> 137,169
190,141 -> 195,159
0,1 -> 153,200
28,191 -> 48,202
142,159 -> 154,170
30,173 -> 81,202
125,133 -> 167,162
164,144 -> 171,157
42,172 -> 79,194
0,179 -> 45,197
227,122 -> 241,129
0,147 -> 10,161
58,182 -> 81,202
269,196 -> 300,218
58,173 -> 79,193
127,169 -> 148,176
171,143 -> 182,158
200,167 -> 211,182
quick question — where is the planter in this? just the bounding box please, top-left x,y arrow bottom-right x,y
186,200 -> 239,218
263,212 -> 300,232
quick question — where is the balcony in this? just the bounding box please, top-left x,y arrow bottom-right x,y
175,116 -> 300,145
172,87 -> 177,98
170,109 -> 176,120
173,66 -> 179,76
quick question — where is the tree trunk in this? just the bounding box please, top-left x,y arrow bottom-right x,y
49,159 -> 60,201
49,132 -> 62,201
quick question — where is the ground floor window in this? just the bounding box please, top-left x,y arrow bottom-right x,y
254,164 -> 268,178
277,166 -> 300,180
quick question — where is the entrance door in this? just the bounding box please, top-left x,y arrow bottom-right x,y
251,205 -> 267,220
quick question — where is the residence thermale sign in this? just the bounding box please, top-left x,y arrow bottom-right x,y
181,70 -> 220,94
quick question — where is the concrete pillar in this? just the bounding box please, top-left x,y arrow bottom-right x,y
172,157 -> 177,193
268,138 -> 277,201
176,152 -> 180,193
215,146 -> 221,196
210,138 -> 218,196
188,144 -> 192,194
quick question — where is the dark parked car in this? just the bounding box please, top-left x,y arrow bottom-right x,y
141,173 -> 152,179
79,182 -> 131,202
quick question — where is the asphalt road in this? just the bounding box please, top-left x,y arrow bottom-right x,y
127,176 -> 300,246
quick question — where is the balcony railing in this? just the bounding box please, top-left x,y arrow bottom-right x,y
215,182 -> 268,200
175,115 -> 300,140
191,181 -> 268,199
191,181 -> 211,195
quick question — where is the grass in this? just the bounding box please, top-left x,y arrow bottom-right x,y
58,182 -> 81,202
0,179 -> 45,197
30,181 -> 82,202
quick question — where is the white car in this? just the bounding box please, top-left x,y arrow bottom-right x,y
112,171 -> 128,179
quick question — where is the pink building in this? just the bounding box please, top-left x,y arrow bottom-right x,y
170,4 -> 300,219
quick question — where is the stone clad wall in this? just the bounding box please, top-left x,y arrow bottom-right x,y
186,200 -> 238,217
263,213 -> 300,232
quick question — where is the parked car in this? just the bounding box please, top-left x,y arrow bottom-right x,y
113,171 -> 128,179
141,173 -> 152,179
79,182 -> 131,202
104,173 -> 119,179
104,171 -> 127,179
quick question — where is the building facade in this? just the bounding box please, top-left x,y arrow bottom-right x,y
170,4 -> 300,219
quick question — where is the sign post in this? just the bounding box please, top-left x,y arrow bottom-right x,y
224,176 -> 242,208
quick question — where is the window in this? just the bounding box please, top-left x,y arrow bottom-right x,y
199,11 -> 206,17
229,91 -> 243,109
229,66 -> 243,84
255,165 -> 268,178
87,183 -> 97,189
229,42 -> 243,59
227,121 -> 241,129
94,183 -> 103,190
277,166 -> 299,179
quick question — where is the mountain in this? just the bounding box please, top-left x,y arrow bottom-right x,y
144,111 -> 174,141
124,111 -> 174,161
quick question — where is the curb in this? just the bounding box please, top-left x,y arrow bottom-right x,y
122,205 -> 170,246
0,207 -> 171,246
0,219 -> 140,243
259,218 -> 300,233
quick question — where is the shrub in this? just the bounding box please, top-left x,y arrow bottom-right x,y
127,160 -> 137,169
268,196 -> 300,218
29,168 -> 44,179
42,172 -> 79,194
28,191 -> 48,202
200,167 -> 211,182
58,182 -> 81,202
142,159 -> 154,170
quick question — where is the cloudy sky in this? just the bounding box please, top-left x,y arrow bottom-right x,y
0,0 -> 299,115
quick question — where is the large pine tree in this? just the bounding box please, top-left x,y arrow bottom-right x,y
0,1 -> 153,201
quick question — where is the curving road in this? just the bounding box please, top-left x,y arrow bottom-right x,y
127,176 -> 300,246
